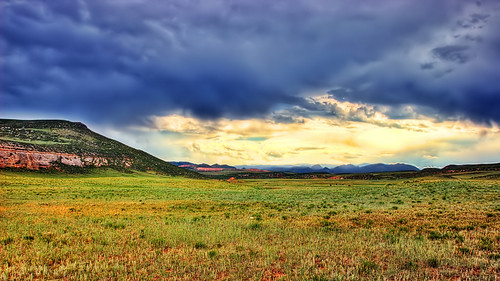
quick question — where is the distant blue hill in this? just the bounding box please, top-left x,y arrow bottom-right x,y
235,163 -> 419,174
170,162 -> 237,170
331,163 -> 419,174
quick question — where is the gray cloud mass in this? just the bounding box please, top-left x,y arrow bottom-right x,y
1,0 -> 500,125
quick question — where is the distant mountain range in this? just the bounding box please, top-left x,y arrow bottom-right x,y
169,162 -> 269,173
170,162 -> 238,172
236,163 -> 419,174
171,162 -> 419,174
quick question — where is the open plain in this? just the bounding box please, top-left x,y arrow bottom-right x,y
1,169 -> 499,280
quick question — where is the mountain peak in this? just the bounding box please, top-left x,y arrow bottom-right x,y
311,164 -> 323,170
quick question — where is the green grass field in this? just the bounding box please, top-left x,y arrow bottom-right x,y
0,170 -> 499,280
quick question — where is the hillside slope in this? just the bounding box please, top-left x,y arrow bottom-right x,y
0,119 -> 202,177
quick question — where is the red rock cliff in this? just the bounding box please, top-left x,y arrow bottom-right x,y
0,143 -> 127,170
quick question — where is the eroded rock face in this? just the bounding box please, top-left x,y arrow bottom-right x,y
0,144 -> 124,170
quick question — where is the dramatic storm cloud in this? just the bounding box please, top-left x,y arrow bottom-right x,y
2,0 -> 499,124
3,0 -> 500,167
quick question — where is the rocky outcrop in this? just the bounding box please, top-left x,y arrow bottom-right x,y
0,119 -> 203,177
0,144 -> 130,170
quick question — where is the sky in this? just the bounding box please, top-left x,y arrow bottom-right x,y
1,0 -> 500,168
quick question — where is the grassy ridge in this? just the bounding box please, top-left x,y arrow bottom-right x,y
0,170 -> 499,280
0,119 -> 202,178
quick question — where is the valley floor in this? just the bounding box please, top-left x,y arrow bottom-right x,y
0,170 -> 499,280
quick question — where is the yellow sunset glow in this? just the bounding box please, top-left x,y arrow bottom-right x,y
144,102 -> 500,167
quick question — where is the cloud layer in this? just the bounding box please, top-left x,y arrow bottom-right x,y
2,0 -> 500,125
143,110 -> 500,167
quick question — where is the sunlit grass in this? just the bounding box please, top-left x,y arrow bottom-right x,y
0,170 -> 499,280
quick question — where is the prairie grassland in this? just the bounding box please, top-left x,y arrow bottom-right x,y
0,170 -> 499,280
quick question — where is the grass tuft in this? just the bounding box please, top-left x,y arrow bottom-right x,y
194,241 -> 207,249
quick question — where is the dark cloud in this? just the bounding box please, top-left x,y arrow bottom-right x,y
432,45 -> 471,64
1,0 -> 500,125
469,13 -> 490,24
329,1 -> 500,124
457,12 -> 490,28
420,63 -> 435,70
